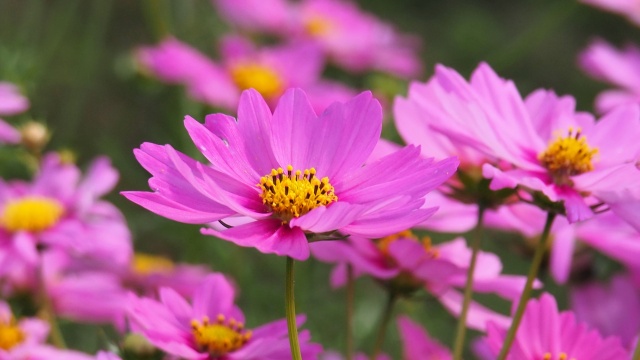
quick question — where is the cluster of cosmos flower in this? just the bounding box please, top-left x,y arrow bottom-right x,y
1,0 -> 640,359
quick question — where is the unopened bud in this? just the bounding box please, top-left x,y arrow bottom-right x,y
20,121 -> 50,152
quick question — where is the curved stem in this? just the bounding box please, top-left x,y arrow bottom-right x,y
371,292 -> 397,359
497,212 -> 556,360
632,337 -> 640,360
346,265 -> 355,360
452,205 -> 486,360
285,257 -> 302,360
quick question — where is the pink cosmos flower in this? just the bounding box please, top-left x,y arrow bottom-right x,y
320,352 -> 390,360
581,0 -> 640,25
137,36 -> 355,113
397,316 -> 451,360
579,39 -> 640,114
123,89 -> 458,260
128,273 -> 323,359
0,82 -> 29,145
0,154 -> 131,282
570,274 -> 640,348
416,62 -> 640,227
0,300 -> 97,359
485,293 -> 629,359
312,233 -> 526,330
212,0 -> 292,35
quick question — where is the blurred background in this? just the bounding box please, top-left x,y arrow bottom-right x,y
0,0 -> 635,357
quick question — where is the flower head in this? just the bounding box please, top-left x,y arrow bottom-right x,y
581,0 -> 640,26
485,293 -> 629,359
124,89 -> 458,260
128,273 -> 323,359
0,81 -> 29,145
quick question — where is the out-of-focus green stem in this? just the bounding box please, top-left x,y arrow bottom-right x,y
497,212 -> 556,360
452,204 -> 486,360
346,265 -> 354,360
371,292 -> 397,359
285,257 -> 302,360
632,337 -> 640,360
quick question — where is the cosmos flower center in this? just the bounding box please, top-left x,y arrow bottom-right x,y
0,196 -> 64,233
230,64 -> 284,100
543,352 -> 574,360
191,315 -> 252,356
376,230 -> 439,259
259,165 -> 338,222
132,253 -> 175,275
539,127 -> 598,183
305,16 -> 333,36
0,319 -> 25,350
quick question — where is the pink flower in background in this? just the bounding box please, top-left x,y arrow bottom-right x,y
570,274 -> 640,348
128,273 -> 323,359
418,62 -> 640,226
397,316 -> 452,360
579,39 -> 640,114
293,0 -> 422,78
0,153 -> 131,275
0,82 -> 29,145
485,293 -> 629,359
137,35 -> 355,113
212,0 -> 292,35
581,0 -> 640,25
312,232 -> 528,330
123,89 -> 458,260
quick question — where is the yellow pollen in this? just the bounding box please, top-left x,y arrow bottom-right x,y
0,196 -> 64,233
132,253 -> 175,275
542,352 -> 574,360
539,127 -> 598,184
305,16 -> 333,36
258,165 -> 338,222
191,314 -> 251,356
230,64 -> 284,100
377,230 -> 439,259
0,318 -> 25,350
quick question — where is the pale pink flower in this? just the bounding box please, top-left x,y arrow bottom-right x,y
128,273 -> 323,359
415,62 -> 640,227
137,36 -> 355,113
579,39 -> 640,114
0,82 -> 29,145
397,316 -> 452,360
581,0 -> 640,25
212,0 -> 292,35
123,89 -> 458,260
485,293 -> 629,359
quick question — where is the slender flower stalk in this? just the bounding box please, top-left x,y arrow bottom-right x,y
286,256 -> 303,360
371,292 -> 398,359
497,212 -> 556,360
346,265 -> 355,360
453,204 -> 486,359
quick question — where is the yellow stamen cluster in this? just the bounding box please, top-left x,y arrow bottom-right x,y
0,196 -> 64,233
305,16 -> 333,36
230,64 -> 284,100
259,165 -> 338,222
0,318 -> 25,350
132,253 -> 175,275
543,352 -> 574,360
191,314 -> 252,356
376,230 -> 439,260
539,127 -> 598,184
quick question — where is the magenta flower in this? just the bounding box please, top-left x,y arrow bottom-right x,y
212,0 -> 292,35
485,293 -> 629,359
397,316 -> 452,360
123,89 -> 458,260
570,274 -> 640,348
312,232 -> 525,330
413,62 -> 640,226
137,36 -> 354,113
128,273 -> 323,359
0,153 -> 131,275
581,0 -> 640,25
579,39 -> 640,114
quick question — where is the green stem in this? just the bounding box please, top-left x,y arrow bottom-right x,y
497,212 -> 556,360
371,292 -> 397,359
632,337 -> 640,360
285,257 -> 302,360
346,265 -> 355,360
38,261 -> 66,348
452,205 -> 486,360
